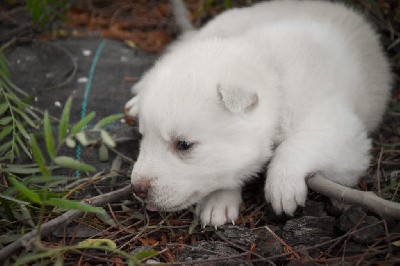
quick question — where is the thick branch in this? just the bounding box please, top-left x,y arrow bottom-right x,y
306,174 -> 400,219
0,185 -> 132,263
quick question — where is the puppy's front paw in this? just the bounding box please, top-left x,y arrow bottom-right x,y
195,189 -> 242,228
124,96 -> 138,125
264,166 -> 308,216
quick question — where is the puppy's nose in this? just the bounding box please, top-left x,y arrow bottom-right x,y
131,178 -> 151,200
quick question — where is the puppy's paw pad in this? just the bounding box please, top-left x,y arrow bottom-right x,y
196,189 -> 242,228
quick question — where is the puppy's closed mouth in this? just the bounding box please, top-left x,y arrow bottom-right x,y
145,191 -> 201,212
145,202 -> 187,212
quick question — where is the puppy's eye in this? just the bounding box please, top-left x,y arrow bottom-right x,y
176,140 -> 193,151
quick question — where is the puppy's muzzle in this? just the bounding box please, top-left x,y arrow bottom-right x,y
131,178 -> 151,200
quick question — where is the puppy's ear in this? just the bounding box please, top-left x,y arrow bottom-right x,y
217,84 -> 258,114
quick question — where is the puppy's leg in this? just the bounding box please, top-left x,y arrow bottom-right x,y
196,188 -> 242,227
265,104 -> 371,215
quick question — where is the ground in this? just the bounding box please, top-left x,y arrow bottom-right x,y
0,0 -> 400,264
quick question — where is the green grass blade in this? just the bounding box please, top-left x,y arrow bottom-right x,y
30,134 -> 50,179
0,125 -> 12,142
0,194 -> 30,205
59,97 -> 72,142
8,175 -> 42,204
4,164 -> 41,174
70,112 -> 95,135
15,135 -> 32,159
11,106 -> 38,128
53,156 -> 96,172
0,52 -> 10,78
0,103 -> 8,115
15,119 -> 30,140
93,113 -> 123,129
43,198 -> 105,214
0,116 -> 12,125
0,141 -> 12,154
133,250 -> 158,261
44,111 -> 56,159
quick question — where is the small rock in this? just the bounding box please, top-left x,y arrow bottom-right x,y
53,224 -> 99,238
339,206 -> 384,245
214,225 -> 259,246
54,101 -> 62,108
256,226 -> 284,259
302,201 -> 327,217
176,241 -> 242,265
283,216 -> 336,248
77,77 -> 88,83
341,241 -> 368,255
82,49 -> 92,56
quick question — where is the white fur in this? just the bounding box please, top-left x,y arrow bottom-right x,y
126,0 -> 391,226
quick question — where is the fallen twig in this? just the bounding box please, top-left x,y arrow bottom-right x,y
0,184 -> 132,263
306,174 -> 400,219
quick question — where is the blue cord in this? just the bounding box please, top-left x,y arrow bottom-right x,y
75,39 -> 106,177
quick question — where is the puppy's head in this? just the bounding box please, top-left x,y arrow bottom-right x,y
131,39 -> 279,211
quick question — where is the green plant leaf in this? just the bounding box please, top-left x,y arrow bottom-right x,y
44,111 -> 56,159
19,204 -> 35,227
24,104 -> 40,120
12,250 -> 56,266
13,138 -> 20,157
0,194 -> 30,205
65,137 -> 76,148
133,250 -> 158,261
94,113 -> 123,129
53,156 -> 96,172
71,112 -> 95,135
0,141 -> 12,154
0,149 -> 14,161
111,155 -> 122,171
98,143 -> 109,162
11,106 -> 38,128
4,165 -> 42,174
15,134 -> 32,159
30,134 -> 50,179
43,198 -> 105,214
59,97 -> 72,142
0,197 -> 16,220
100,130 -> 116,148
15,119 -> 30,140
75,132 -> 89,146
8,175 -> 42,204
78,239 -> 117,249
0,125 -> 12,142
0,116 -> 12,125
0,103 -> 8,115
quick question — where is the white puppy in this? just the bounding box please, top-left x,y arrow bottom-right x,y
125,0 -> 391,227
